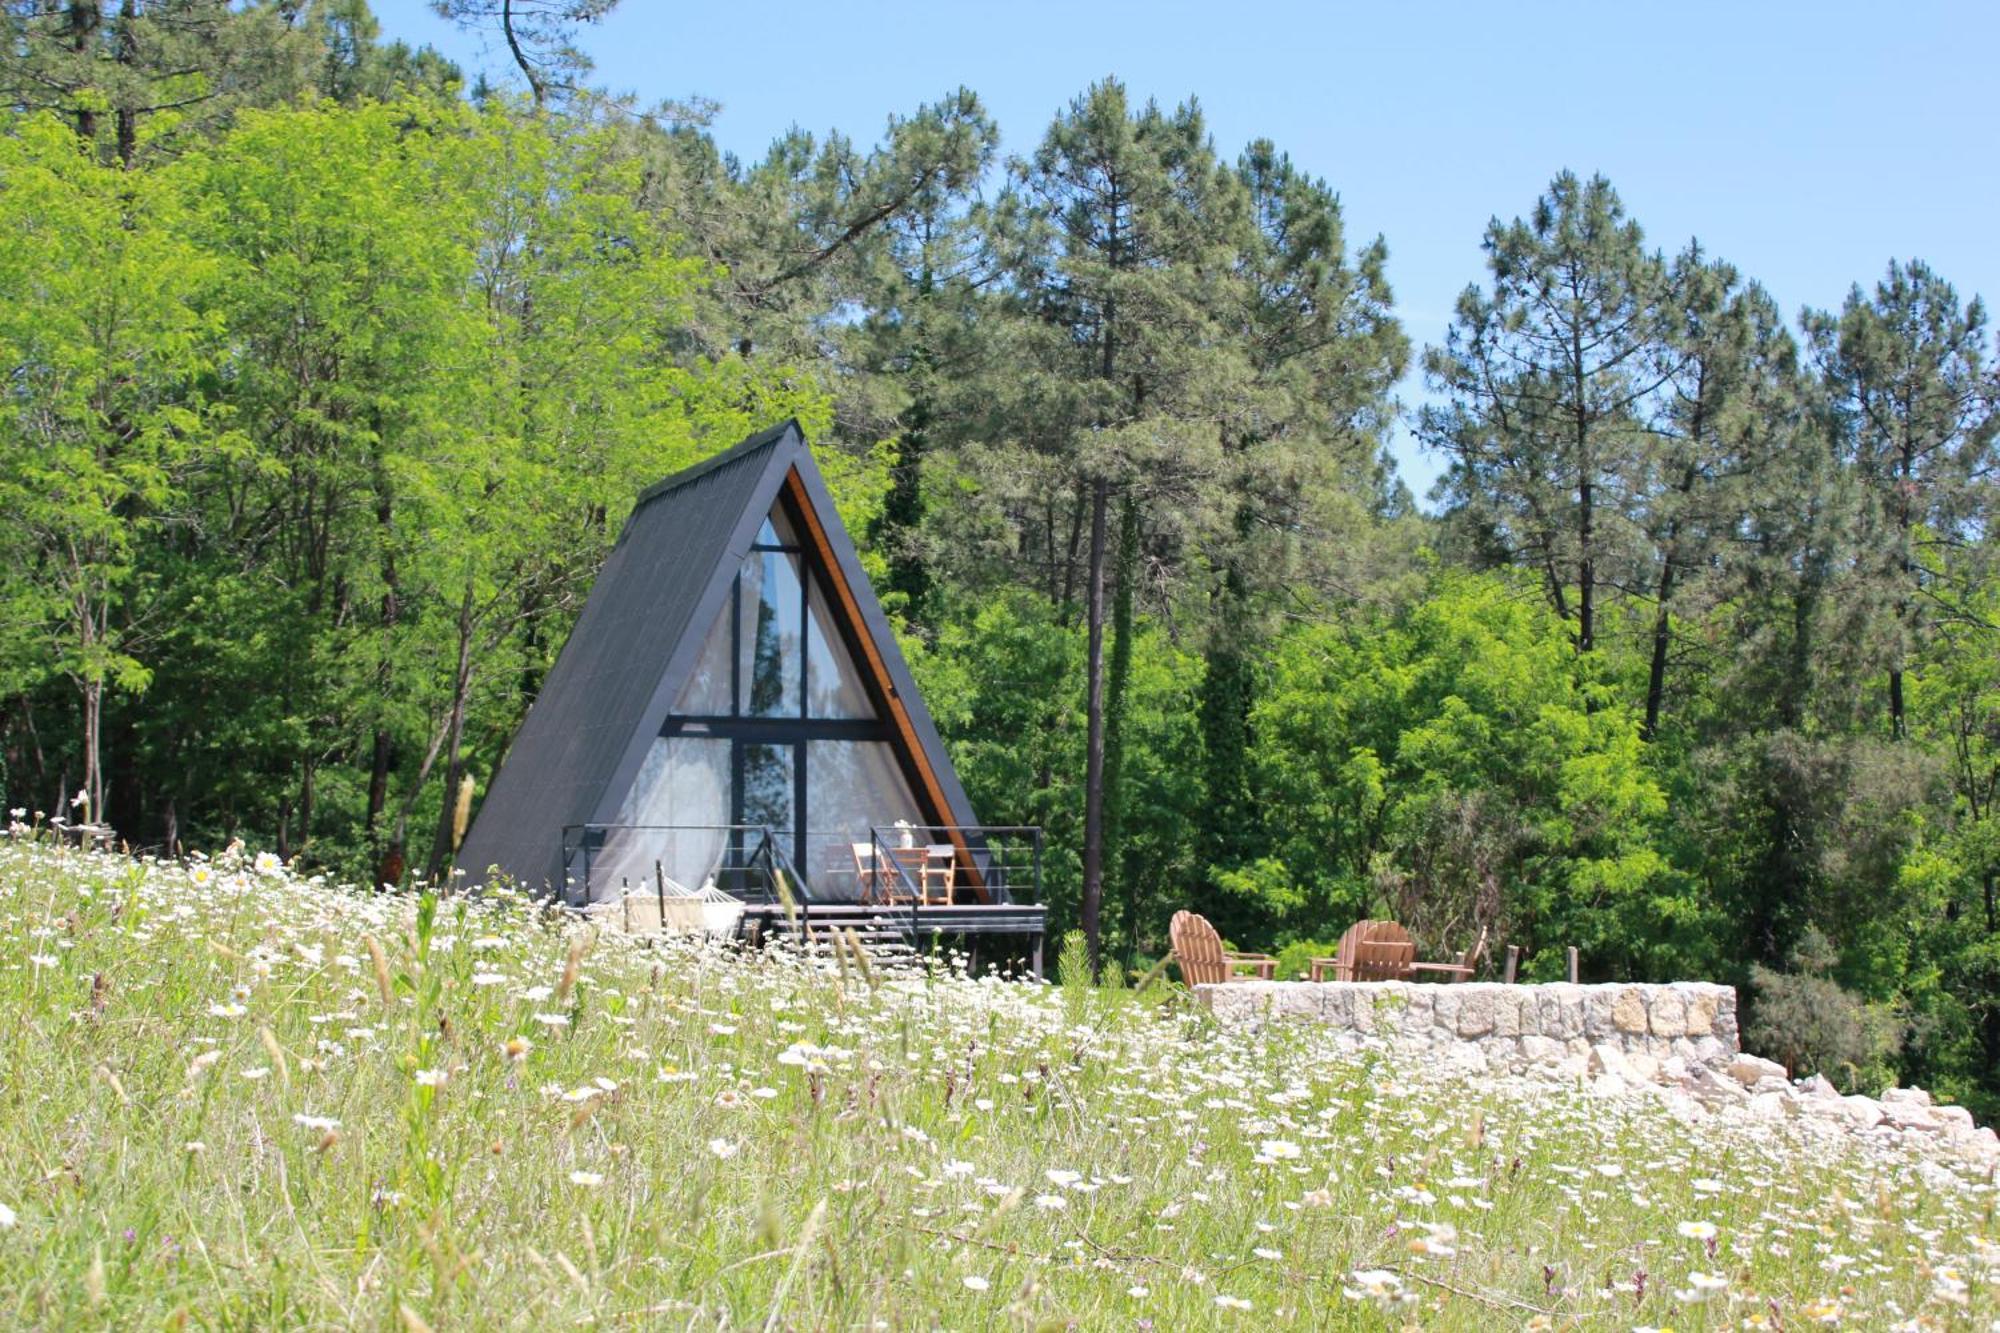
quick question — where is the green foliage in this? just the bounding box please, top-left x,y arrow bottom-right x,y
1272,938 -> 1340,981
1746,930 -> 1906,1093
1,29 -> 1999,1118
1249,568 -> 1690,976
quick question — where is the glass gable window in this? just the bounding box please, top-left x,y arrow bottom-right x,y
592,735 -> 730,897
739,548 -> 803,716
806,580 -> 872,719
605,493 -> 927,898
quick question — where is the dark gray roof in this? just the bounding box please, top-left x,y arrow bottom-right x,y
456,420 -> 979,895
457,422 -> 793,892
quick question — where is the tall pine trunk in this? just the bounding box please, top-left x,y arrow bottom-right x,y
1642,553 -> 1676,742
423,583 -> 478,884
1079,477 -> 1110,971
1099,497 -> 1139,960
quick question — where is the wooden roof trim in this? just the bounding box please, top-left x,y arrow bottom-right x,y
780,466 -> 987,903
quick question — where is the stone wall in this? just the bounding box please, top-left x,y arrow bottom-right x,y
1196,981 -> 1739,1076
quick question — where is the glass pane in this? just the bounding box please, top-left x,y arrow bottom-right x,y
805,741 -> 922,897
806,577 -> 874,718
591,736 -> 730,899
741,742 -> 793,836
739,549 -> 803,716
675,580 -> 734,715
756,504 -> 800,548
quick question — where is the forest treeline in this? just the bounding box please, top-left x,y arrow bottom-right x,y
4,2 -> 1998,1110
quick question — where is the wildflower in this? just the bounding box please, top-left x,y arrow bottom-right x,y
188,1051 -> 222,1077
1045,1169 -> 1083,1188
239,1067 -> 271,1081
1214,1295 -> 1252,1311
1301,1188 -> 1334,1208
1677,1219 -> 1718,1241
1406,1220 -> 1457,1258
472,972 -> 507,987
28,953 -> 57,969
568,1171 -> 604,1188
532,1012 -> 570,1028
1258,1139 -> 1302,1161
1253,1247 -> 1282,1261
961,1276 -> 990,1291
208,1002 -> 246,1020
254,851 -> 284,877
1342,1269 -> 1412,1308
0,1202 -> 14,1228
1032,1194 -> 1067,1210
504,1036 -> 532,1061
414,1069 -> 448,1088
714,1088 -> 745,1109
293,1113 -> 340,1132
706,1138 -> 739,1160
1127,1285 -> 1149,1298
1676,1271 -> 1728,1303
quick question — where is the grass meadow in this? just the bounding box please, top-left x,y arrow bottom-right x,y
0,832 -> 1994,1329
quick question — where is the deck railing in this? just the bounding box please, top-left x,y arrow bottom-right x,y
559,821 -> 1043,919
558,823 -> 804,909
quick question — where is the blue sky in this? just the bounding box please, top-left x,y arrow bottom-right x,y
371,0 -> 1997,498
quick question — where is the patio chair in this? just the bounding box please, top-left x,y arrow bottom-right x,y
1411,925 -> 1488,982
1309,919 -> 1416,982
850,842 -> 892,903
888,843 -> 956,905
1169,910 -> 1277,986
1308,919 -> 1376,982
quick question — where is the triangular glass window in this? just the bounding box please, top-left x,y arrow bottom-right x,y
806,579 -> 872,719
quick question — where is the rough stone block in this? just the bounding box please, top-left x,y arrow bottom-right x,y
1456,989 -> 1496,1037
1582,988 -> 1615,1038
1492,989 -> 1523,1037
1682,986 -> 1717,1036
1519,1034 -> 1566,1066
1728,1053 -> 1788,1086
1649,988 -> 1687,1037
1611,987 -> 1649,1035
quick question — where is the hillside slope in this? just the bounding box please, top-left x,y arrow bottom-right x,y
0,837 -> 1993,1327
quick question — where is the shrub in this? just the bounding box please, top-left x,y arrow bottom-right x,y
1274,938 -> 1341,980
1746,929 -> 1904,1092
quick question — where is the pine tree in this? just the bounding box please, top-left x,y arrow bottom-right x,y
1638,249 -> 1798,740
990,80 -> 1252,968
1423,172 -> 1670,658
1804,261 -> 1999,739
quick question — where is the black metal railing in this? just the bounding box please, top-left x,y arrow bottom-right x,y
866,823 -> 1041,915
559,821 -> 1043,923
558,823 -> 812,908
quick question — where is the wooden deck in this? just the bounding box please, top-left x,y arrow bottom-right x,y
737,900 -> 1048,977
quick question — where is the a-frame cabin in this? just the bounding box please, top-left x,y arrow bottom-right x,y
458,421 -> 1044,966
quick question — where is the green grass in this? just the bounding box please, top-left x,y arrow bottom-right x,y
0,834 -> 1994,1328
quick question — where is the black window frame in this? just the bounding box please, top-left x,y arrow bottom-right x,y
663,489 -> 923,878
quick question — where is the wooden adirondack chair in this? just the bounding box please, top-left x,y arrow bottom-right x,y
1169,910 -> 1277,986
1412,925 -> 1489,982
1309,919 -> 1415,982
1348,920 -> 1416,981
